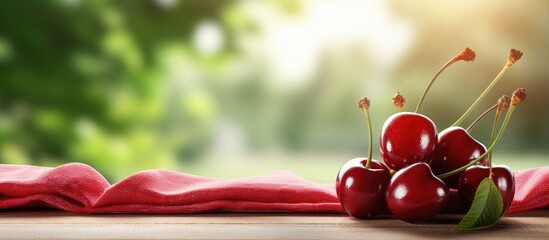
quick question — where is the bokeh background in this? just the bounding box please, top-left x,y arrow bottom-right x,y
1,0 -> 547,183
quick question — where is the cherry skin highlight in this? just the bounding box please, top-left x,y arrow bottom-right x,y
336,158 -> 391,219
430,127 -> 487,188
385,162 -> 450,223
380,112 -> 438,171
457,165 -> 515,215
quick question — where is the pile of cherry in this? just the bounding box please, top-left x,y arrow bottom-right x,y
336,48 -> 527,224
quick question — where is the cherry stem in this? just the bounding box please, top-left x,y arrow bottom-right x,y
437,105 -> 516,179
466,103 -> 497,132
415,47 -> 476,113
363,109 -> 373,169
415,60 -> 456,113
488,109 -> 503,168
451,64 -> 512,127
393,92 -> 405,112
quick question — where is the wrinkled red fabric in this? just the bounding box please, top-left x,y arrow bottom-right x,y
0,163 -> 547,214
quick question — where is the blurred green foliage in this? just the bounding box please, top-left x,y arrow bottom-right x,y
0,0 -> 234,180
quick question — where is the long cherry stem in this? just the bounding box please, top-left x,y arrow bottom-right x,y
487,109 -> 501,166
437,106 -> 515,179
466,103 -> 497,132
415,61 -> 455,113
358,97 -> 374,169
363,109 -> 373,169
488,109 -> 503,167
415,48 -> 475,113
451,64 -> 512,127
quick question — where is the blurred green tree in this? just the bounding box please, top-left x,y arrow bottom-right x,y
0,0 -> 232,180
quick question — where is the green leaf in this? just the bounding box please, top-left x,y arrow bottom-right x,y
453,177 -> 504,232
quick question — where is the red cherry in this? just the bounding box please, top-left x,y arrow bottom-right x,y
336,158 -> 391,219
457,165 -> 515,215
430,127 -> 487,188
386,162 -> 450,223
380,112 -> 438,171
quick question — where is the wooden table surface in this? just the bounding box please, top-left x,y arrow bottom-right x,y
0,210 -> 547,239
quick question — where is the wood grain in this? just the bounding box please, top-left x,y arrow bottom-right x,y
0,210 -> 547,239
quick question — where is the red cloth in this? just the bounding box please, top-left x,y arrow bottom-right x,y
0,163 -> 340,213
0,163 -> 547,214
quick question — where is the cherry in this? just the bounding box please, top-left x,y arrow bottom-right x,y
455,92 -> 520,216
386,162 -> 450,223
380,112 -> 437,171
336,97 -> 391,219
437,88 -> 526,216
431,49 -> 522,188
336,158 -> 391,219
431,96 -> 510,188
457,165 -> 514,215
380,48 -> 477,171
430,126 -> 486,188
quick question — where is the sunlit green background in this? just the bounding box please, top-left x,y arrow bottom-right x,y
1,0 -> 547,183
